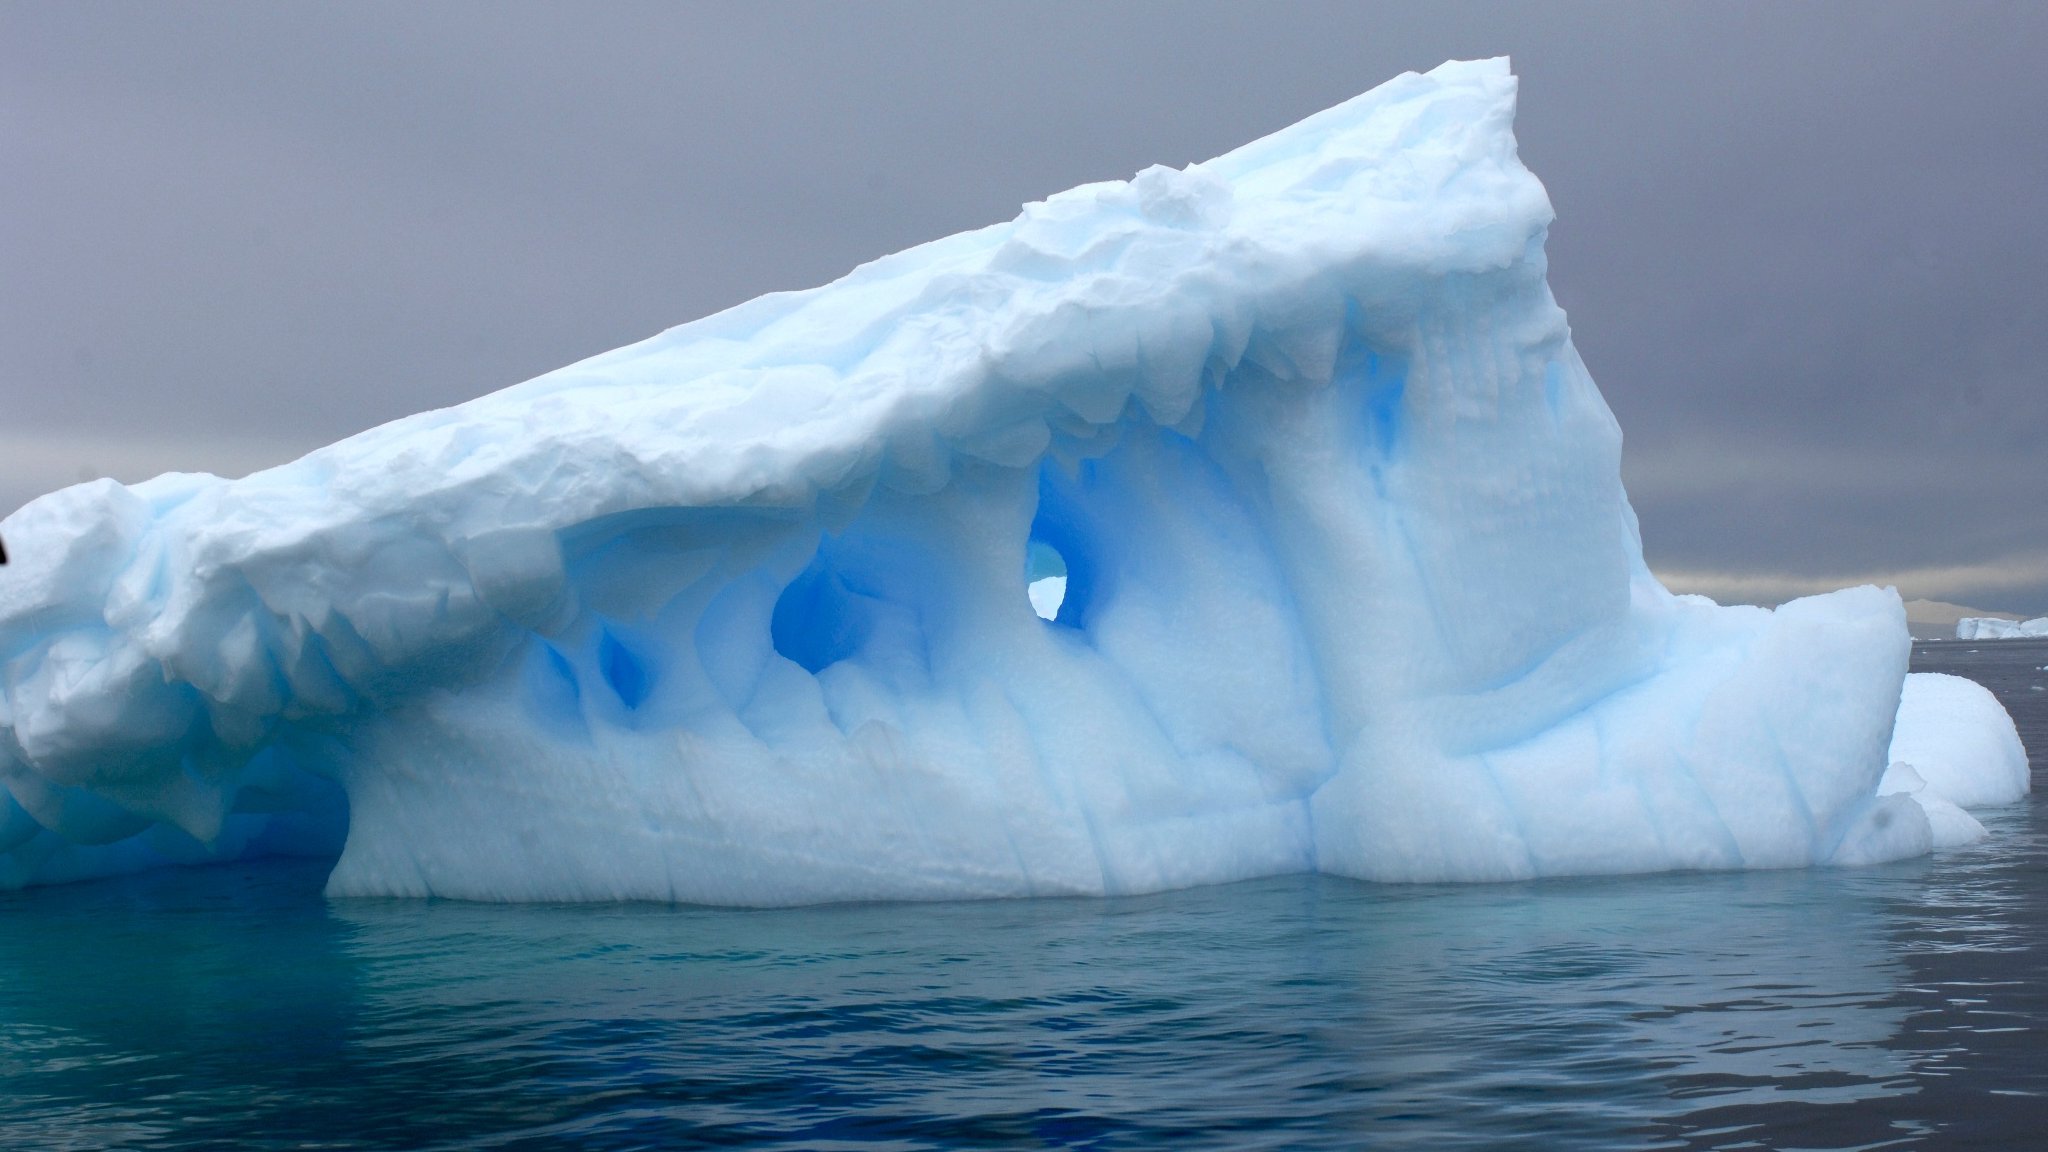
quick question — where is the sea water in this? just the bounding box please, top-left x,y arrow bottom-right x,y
2,641 -> 2043,1150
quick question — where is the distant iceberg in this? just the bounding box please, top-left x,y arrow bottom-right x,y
0,60 -> 2027,902
1956,616 -> 2048,640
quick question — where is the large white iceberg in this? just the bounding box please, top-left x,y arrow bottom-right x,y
0,60 -> 2028,902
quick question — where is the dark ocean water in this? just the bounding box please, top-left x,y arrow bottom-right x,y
2,642 -> 2045,1150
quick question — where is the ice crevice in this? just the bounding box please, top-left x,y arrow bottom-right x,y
0,58 -> 2029,903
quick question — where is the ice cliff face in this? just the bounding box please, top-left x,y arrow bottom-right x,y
0,60 -> 2024,901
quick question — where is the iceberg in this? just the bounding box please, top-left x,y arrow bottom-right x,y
1884,673 -> 2029,811
1956,616 -> 2048,640
1873,671 -> 2026,850
0,60 -> 2027,902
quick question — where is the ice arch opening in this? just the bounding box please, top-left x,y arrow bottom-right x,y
1026,463 -> 1105,631
0,58 -> 2025,901
1025,541 -> 1067,623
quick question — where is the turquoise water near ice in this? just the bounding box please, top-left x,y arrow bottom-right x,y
2,642 -> 2044,1150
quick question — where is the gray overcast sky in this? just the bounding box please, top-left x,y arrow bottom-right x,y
4,2 -> 2046,611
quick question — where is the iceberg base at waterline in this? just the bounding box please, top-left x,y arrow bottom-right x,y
0,59 -> 2028,904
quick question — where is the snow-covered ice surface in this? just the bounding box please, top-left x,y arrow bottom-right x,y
0,60 -> 2028,902
1957,616 -> 2048,640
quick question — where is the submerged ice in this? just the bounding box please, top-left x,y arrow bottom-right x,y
0,60 -> 2028,902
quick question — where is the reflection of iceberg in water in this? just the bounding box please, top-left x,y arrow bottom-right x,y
0,59 -> 2022,902
15,841 -> 2034,1146
0,862 -> 360,1148
1289,872 -> 1916,1129
314,868 -> 1918,1144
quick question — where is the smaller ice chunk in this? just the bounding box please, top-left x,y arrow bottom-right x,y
1828,792 -> 1935,866
1876,762 -> 1986,848
1955,616 -> 2048,640
1879,672 -> 2030,848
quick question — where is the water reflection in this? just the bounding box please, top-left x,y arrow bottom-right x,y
0,819 -> 2033,1149
0,860 -> 359,1147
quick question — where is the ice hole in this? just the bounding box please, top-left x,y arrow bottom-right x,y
1027,464 -> 1098,630
771,548 -> 877,674
1026,540 -> 1068,622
